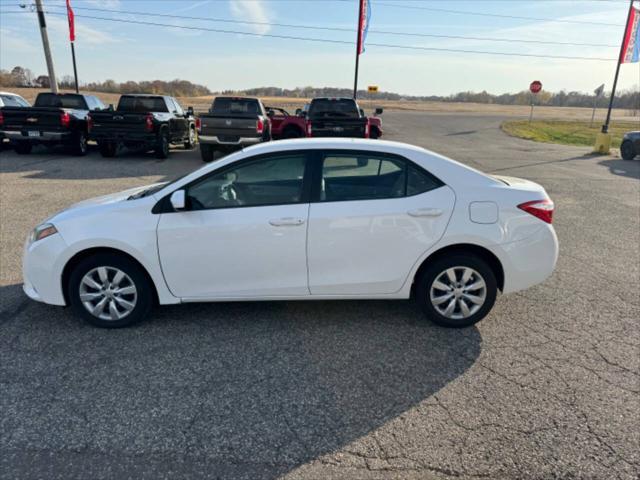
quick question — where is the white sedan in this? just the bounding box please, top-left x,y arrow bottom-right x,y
23,138 -> 558,328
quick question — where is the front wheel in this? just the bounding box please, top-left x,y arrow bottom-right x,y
68,253 -> 154,328
620,140 -> 636,160
155,131 -> 170,159
70,130 -> 88,156
416,254 -> 497,328
14,141 -> 32,155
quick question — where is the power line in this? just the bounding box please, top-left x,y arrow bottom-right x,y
375,1 -> 626,26
35,4 -> 620,48
2,9 -> 616,62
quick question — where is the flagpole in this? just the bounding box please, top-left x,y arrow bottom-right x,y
602,0 -> 635,133
70,41 -> 79,93
353,0 -> 364,99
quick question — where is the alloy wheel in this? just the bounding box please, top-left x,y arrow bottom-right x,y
429,266 -> 487,320
79,266 -> 138,321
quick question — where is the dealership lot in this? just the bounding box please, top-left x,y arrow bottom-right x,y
1,111 -> 639,479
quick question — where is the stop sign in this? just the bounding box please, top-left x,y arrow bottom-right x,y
530,80 -> 543,94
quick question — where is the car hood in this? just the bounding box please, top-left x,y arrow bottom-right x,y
68,183 -> 163,209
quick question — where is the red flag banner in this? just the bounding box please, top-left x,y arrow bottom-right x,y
357,0 -> 371,55
621,5 -> 639,64
66,0 -> 75,42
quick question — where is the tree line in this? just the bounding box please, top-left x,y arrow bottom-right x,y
1,65 -> 637,110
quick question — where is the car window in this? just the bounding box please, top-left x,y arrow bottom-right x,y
172,98 -> 184,115
211,98 -> 260,115
187,154 -> 307,210
90,96 -> 105,110
117,96 -> 168,113
309,99 -> 360,118
34,93 -> 87,109
407,164 -> 443,196
321,154 -> 406,202
0,94 -> 28,107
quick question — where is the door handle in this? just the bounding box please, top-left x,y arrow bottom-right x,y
269,217 -> 306,227
407,208 -> 443,217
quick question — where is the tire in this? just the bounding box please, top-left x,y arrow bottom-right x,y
282,126 -> 303,139
200,143 -> 215,163
370,128 -> 380,140
620,140 -> 636,160
415,254 -> 497,328
99,141 -> 117,158
70,130 -> 88,156
184,126 -> 196,150
14,141 -> 32,155
155,130 -> 170,159
68,253 -> 154,328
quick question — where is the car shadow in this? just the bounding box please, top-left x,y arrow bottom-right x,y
1,284 -> 482,479
598,158 -> 640,180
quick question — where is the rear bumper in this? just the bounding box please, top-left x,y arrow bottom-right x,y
497,224 -> 559,294
199,135 -> 262,146
2,130 -> 71,142
90,131 -> 156,144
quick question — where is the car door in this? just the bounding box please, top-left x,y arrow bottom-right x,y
307,150 -> 455,295
157,151 -> 312,298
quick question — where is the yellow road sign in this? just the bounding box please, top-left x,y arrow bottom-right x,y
368,85 -> 379,93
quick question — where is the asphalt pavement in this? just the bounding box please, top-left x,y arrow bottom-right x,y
0,111 -> 639,480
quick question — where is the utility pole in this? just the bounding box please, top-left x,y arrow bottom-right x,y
34,0 -> 58,93
353,0 -> 365,99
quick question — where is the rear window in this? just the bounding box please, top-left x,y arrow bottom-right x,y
34,93 -> 87,109
309,99 -> 359,118
117,96 -> 168,113
0,94 -> 29,107
211,98 -> 260,115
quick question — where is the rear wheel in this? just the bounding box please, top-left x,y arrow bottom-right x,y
99,141 -> 117,158
416,254 -> 497,328
155,131 -> 170,159
68,253 -> 154,328
200,143 -> 215,162
70,130 -> 88,156
184,126 -> 196,150
14,141 -> 32,155
620,140 -> 636,160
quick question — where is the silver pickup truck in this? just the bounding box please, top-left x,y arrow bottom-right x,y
197,97 -> 271,162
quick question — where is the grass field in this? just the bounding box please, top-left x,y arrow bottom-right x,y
8,87 -> 640,121
501,119 -> 640,149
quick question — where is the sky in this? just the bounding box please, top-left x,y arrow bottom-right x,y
0,0 -> 639,96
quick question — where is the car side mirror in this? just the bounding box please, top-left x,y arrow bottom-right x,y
295,108 -> 302,116
267,110 -> 275,117
375,107 -> 384,115
170,190 -> 186,211
187,106 -> 194,116
359,108 -> 365,117
108,104 -> 114,111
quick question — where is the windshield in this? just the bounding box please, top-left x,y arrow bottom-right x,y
211,98 -> 260,115
309,99 -> 359,118
0,94 -> 30,107
117,96 -> 168,113
34,93 -> 87,109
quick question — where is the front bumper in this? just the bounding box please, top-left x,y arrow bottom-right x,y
199,135 -> 262,146
2,130 -> 71,142
22,231 -> 68,306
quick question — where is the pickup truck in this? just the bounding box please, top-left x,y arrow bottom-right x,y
88,94 -> 196,159
0,91 -> 31,149
305,97 -> 383,139
265,106 -> 307,139
0,92 -> 104,155
197,96 -> 271,162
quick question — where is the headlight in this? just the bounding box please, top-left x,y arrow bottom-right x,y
29,223 -> 58,244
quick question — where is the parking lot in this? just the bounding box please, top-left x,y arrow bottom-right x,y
1,111 -> 639,479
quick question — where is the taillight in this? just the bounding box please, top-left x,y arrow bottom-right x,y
0,111 -> 4,127
87,114 -> 93,132
306,122 -> 312,137
60,112 -> 71,128
256,118 -> 264,135
195,117 -> 201,133
518,199 -> 554,224
144,114 -> 154,132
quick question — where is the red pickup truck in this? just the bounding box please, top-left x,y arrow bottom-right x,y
267,98 -> 383,140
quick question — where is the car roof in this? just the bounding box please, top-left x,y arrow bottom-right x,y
0,91 -> 23,96
241,137 -> 423,155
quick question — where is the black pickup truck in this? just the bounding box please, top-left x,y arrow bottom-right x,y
197,97 -> 271,162
88,94 -> 196,159
305,97 -> 383,139
0,92 -> 104,155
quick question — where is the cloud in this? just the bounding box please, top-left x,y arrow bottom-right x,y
229,0 -> 270,35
